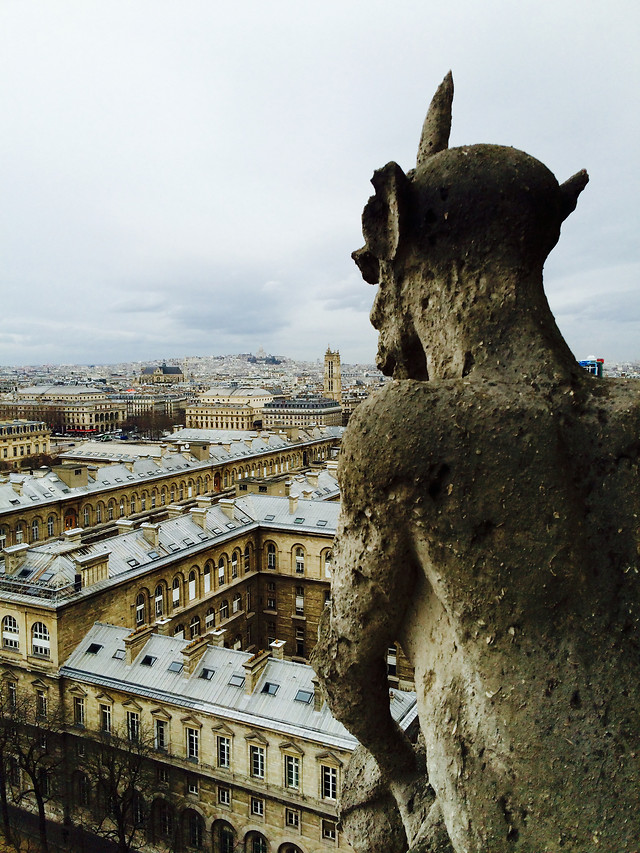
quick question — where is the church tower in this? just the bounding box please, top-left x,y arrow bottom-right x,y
323,347 -> 342,403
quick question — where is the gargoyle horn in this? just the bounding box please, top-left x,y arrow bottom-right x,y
559,169 -> 589,222
417,71 -> 454,168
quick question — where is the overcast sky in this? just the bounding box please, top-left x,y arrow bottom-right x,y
0,1 -> 638,367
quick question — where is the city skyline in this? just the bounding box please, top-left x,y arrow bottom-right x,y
1,2 -> 638,367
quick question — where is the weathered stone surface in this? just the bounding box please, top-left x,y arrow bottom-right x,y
312,73 -> 640,852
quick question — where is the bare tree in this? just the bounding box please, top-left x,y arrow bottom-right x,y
0,684 -> 66,853
73,725 -> 154,853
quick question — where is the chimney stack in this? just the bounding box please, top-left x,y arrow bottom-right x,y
269,639 -> 286,660
124,625 -> 157,666
210,629 -> 225,647
182,634 -> 210,676
3,543 -> 30,575
242,649 -> 270,694
219,498 -> 235,520
141,523 -> 160,548
312,676 -> 324,712
288,494 -> 298,515
116,519 -> 135,536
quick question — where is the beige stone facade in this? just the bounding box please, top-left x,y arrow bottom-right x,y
0,420 -> 51,467
0,431 -> 338,549
0,386 -> 126,436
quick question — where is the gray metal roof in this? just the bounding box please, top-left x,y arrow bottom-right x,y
61,623 -> 418,750
0,495 -> 339,604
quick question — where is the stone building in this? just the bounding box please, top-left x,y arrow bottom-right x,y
0,385 -> 127,436
186,388 -> 274,431
0,428 -> 340,549
262,399 -> 342,430
323,350 -> 342,405
0,420 -> 51,467
0,481 -> 416,851
140,362 -> 185,385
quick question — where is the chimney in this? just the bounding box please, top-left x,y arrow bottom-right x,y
74,551 -> 110,587
196,496 -> 212,509
269,639 -> 286,660
9,476 -> 22,495
123,460 -> 135,473
64,528 -> 83,546
306,470 -> 320,487
124,624 -> 157,666
182,634 -> 210,676
288,494 -> 298,515
326,460 -> 338,476
116,519 -> 135,536
189,443 -> 209,462
242,649 -> 271,694
141,523 -> 160,548
311,676 -> 324,712
219,498 -> 235,520
190,506 -> 208,530
53,464 -> 88,488
166,504 -> 185,519
3,543 -> 30,575
210,629 -> 225,647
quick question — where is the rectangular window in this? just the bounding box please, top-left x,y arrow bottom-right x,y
218,785 -> 231,806
295,591 -> 304,616
250,745 -> 265,779
36,690 -> 47,718
157,766 -> 170,785
6,681 -> 17,712
100,704 -> 112,734
284,754 -> 300,789
285,808 -> 300,828
322,819 -> 337,841
186,727 -> 199,761
187,776 -> 199,795
127,710 -> 140,742
251,796 -> 264,817
321,765 -> 337,800
267,597 -> 276,610
155,719 -> 168,751
217,736 -> 231,768
74,697 -> 85,727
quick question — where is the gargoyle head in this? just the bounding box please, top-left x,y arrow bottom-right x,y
354,73 -> 589,380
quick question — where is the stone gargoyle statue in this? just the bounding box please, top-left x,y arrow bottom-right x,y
311,73 -> 640,852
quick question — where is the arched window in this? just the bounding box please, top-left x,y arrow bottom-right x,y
189,616 -> 201,639
170,485 -> 176,503
215,821 -> 235,853
203,563 -> 211,594
31,519 -> 39,543
244,545 -> 251,572
83,506 -> 90,527
172,577 -> 181,610
0,527 -> 6,550
155,585 -> 164,618
188,570 -> 197,601
205,607 -> 215,630
119,500 -> 125,518
232,593 -> 242,614
231,552 -> 238,579
31,622 -> 50,658
136,593 -> 146,626
130,495 -> 136,514
15,525 -> 24,545
323,550 -> 333,578
187,810 -> 204,849
220,600 -> 229,620
295,547 -> 305,574
248,832 -> 268,853
174,624 -> 185,639
47,515 -> 55,537
218,558 -> 225,587
233,635 -> 242,650
96,504 -> 103,524
161,487 -> 167,506
140,493 -> 147,511
2,615 -> 19,650
267,543 -> 276,570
